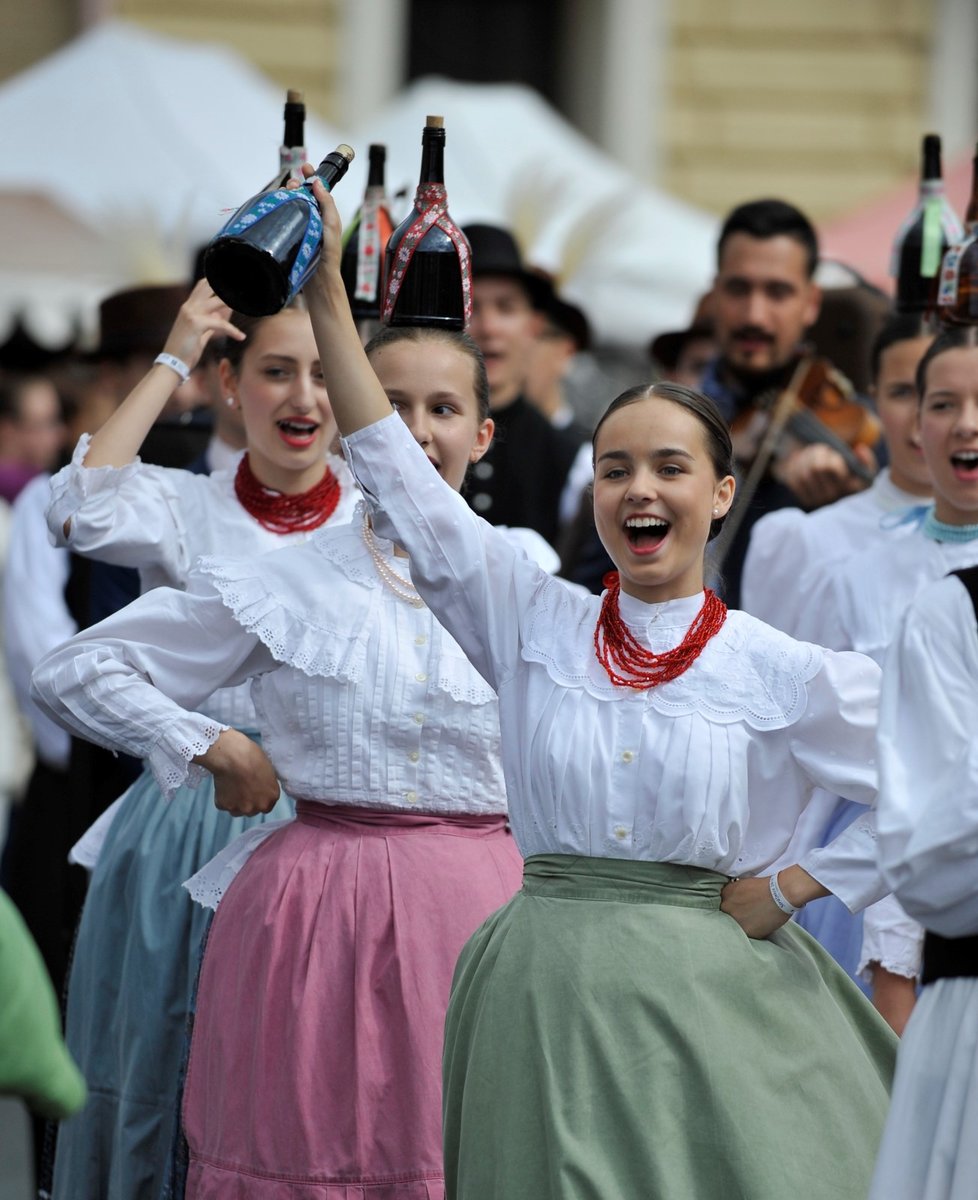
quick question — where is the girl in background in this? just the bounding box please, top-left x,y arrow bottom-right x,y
32,324 -> 559,1197
44,282 -> 358,1200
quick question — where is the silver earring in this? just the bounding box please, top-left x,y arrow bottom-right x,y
712,508 -> 719,516
225,396 -> 235,408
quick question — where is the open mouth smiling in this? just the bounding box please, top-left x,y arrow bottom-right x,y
624,515 -> 670,554
276,418 -> 320,447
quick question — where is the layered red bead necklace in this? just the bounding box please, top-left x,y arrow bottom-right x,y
234,453 -> 341,534
594,572 -> 727,690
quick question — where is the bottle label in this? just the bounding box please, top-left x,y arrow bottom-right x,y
938,237 -> 977,309
355,188 -> 385,302
921,194 -> 945,278
382,183 -> 472,326
279,144 -> 308,183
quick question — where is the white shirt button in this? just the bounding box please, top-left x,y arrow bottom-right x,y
415,634 -> 427,646
416,672 -> 427,683
614,825 -> 629,841
405,791 -> 418,804
409,750 -> 420,763
413,712 -> 424,725
621,750 -> 635,763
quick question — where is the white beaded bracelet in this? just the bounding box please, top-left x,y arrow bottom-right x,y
769,872 -> 802,915
154,352 -> 190,384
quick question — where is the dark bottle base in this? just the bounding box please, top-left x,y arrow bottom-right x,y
387,311 -> 466,329
204,241 -> 293,317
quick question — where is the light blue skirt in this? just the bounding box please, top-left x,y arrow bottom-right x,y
51,744 -> 292,1200
795,798 -> 869,993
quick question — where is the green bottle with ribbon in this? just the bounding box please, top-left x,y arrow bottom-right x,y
892,133 -> 963,319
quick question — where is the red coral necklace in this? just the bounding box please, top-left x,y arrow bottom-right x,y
594,572 -> 727,691
234,453 -> 341,534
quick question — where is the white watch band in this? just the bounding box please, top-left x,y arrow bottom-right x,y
154,352 -> 190,384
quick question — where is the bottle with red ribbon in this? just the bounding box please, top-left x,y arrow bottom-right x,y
938,142 -> 978,326
341,143 -> 394,324
382,116 -> 471,329
891,133 -> 963,318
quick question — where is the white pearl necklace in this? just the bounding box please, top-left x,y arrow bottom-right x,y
361,512 -> 425,608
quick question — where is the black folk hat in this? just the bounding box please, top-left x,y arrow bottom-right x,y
462,223 -> 555,311
93,283 -> 189,360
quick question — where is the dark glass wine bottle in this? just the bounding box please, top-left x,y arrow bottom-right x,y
892,133 -> 964,316
938,142 -> 978,325
204,144 -> 354,318
278,89 -> 307,185
340,144 -> 394,321
382,116 -> 469,329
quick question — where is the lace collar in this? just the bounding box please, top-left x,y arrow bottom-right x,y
522,577 -> 822,728
196,511 -> 496,706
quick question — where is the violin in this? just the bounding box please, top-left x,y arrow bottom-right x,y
730,356 -> 880,485
714,355 -> 881,570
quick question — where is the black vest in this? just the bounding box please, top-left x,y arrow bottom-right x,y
920,565 -> 978,987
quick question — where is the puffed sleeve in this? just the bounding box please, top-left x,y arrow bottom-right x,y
790,647 -> 888,911
30,573 -> 276,797
45,433 -> 192,581
342,413 -> 583,691
877,573 -> 978,937
857,894 -> 924,982
3,474 -> 75,768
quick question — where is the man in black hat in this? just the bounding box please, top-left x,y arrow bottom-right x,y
462,224 -> 581,548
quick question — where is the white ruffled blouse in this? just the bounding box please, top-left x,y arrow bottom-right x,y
30,515 -> 507,817
343,415 -> 887,911
878,572 -> 978,939
740,469 -> 925,638
45,434 -> 360,729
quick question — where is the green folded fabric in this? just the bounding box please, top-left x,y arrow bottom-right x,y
0,888 -> 86,1118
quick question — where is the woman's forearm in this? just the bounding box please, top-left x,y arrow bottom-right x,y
85,280 -> 242,469
304,177 -> 395,437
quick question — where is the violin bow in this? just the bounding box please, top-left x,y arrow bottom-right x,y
708,354 -> 817,576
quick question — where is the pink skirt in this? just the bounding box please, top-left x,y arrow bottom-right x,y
182,802 -> 522,1199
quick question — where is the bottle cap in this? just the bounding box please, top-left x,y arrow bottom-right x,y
426,115 -> 444,128
336,144 -> 355,162
287,89 -> 304,104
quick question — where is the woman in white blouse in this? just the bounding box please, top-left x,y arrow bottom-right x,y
869,566 -> 978,1200
800,326 -> 978,1021
30,325 -> 546,1198
298,174 -> 898,1199
40,283 -> 359,1200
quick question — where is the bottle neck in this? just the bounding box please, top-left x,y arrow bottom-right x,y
920,179 -> 946,200
965,155 -> 978,228
283,105 -> 305,151
367,149 -> 386,190
418,129 -> 446,185
922,137 -> 942,184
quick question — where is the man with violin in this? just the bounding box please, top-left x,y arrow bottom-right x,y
699,198 -> 878,607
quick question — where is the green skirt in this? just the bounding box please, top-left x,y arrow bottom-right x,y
443,855 -> 897,1200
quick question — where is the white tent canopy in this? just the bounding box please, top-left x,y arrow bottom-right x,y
0,20 -> 342,347
0,20 -> 717,350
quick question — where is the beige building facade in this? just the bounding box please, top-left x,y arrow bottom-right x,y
2,0 -> 972,223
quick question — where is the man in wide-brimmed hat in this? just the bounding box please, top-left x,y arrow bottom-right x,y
462,223 -> 581,549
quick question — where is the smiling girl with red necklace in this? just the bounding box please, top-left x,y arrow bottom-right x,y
41,281 -> 358,1200
300,172 -> 898,1199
